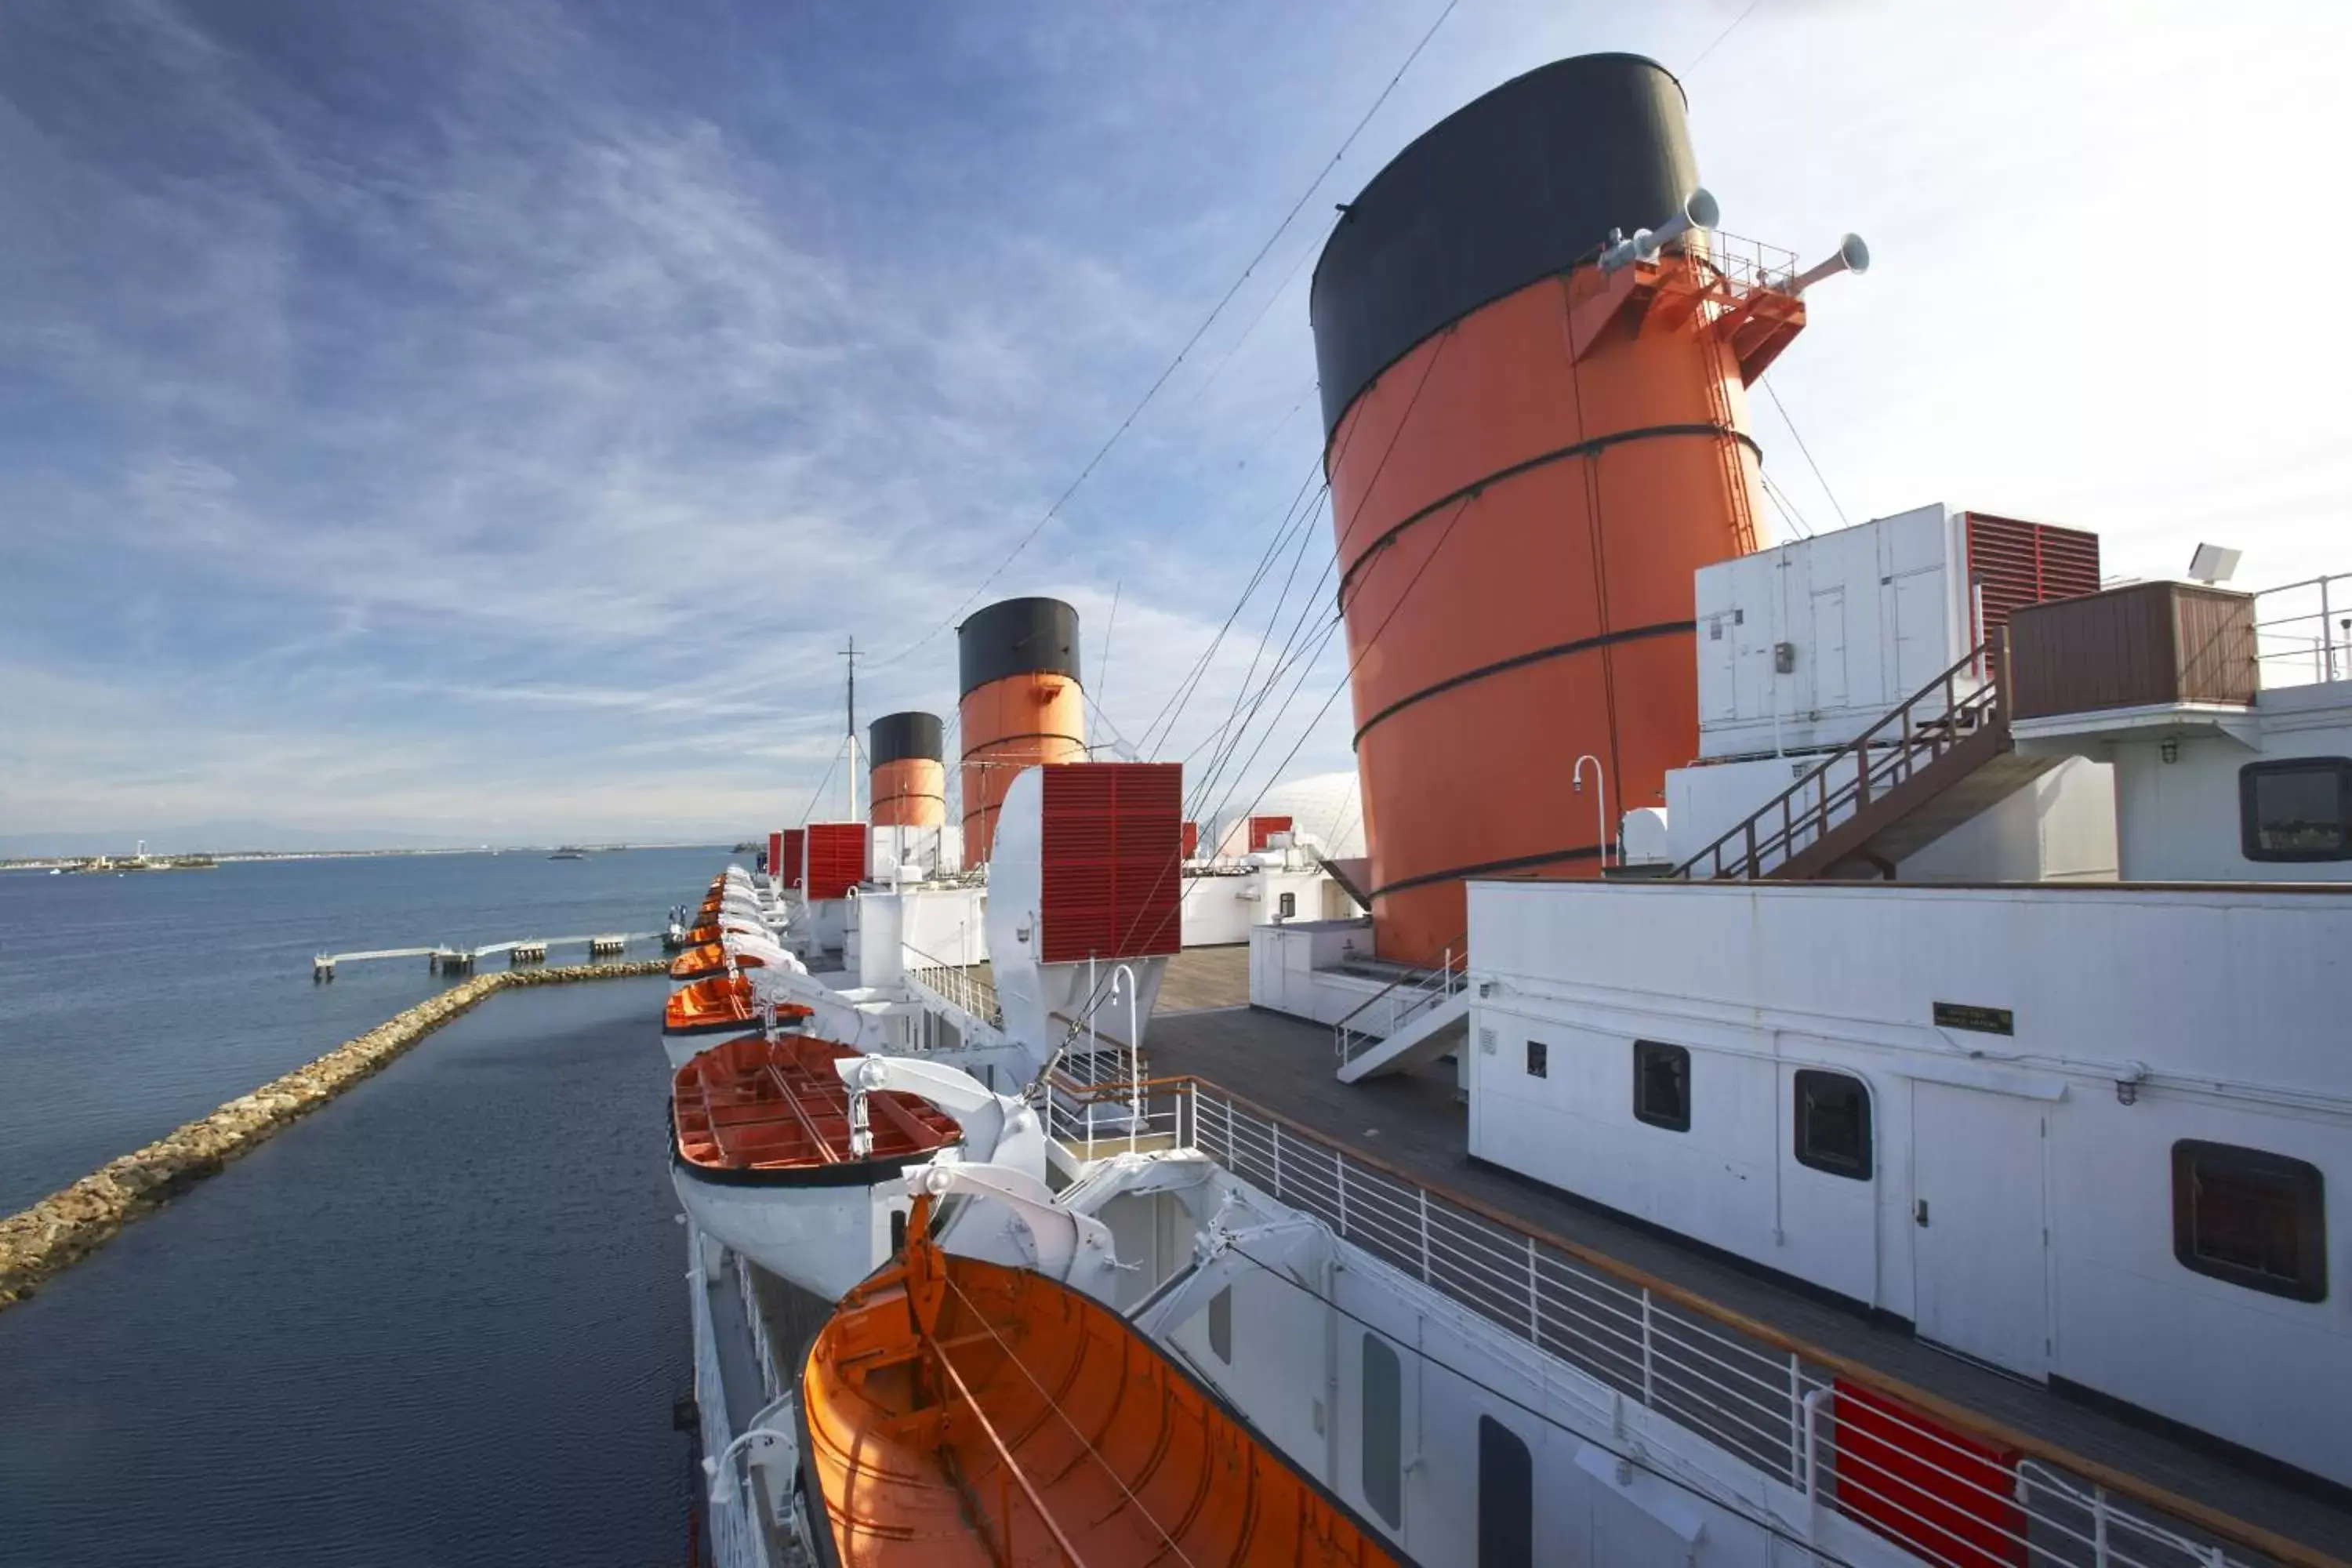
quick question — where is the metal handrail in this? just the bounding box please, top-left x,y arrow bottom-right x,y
1675,632 -> 2008,881
1330,946 -> 1468,1062
2252,572 -> 2350,688
902,942 -> 1003,1030
1153,1075 -> 2326,1568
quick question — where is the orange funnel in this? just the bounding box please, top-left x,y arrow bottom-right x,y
1312,54 -> 1792,962
956,597 -> 1083,868
867,710 -> 946,828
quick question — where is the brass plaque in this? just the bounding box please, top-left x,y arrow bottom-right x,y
1933,1001 -> 2014,1036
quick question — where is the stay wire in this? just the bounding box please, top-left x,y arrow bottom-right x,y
870,0 -> 1459,670
1220,1242 -> 1866,1568
1762,381 -> 1850,529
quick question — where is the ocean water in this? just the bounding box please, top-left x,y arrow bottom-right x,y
0,848 -> 739,1565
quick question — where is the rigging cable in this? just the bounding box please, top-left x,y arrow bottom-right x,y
1682,0 -> 1768,75
871,0 -> 1461,669
1762,381 -> 1851,530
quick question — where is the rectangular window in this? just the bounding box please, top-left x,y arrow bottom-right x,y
890,1209 -> 907,1256
1633,1040 -> 1691,1132
2172,1142 -> 2327,1301
1207,1285 -> 1232,1363
1361,1334 -> 1402,1527
1794,1069 -> 1872,1180
2240,758 -> 2352,860
1477,1416 -> 1534,1568
1277,891 -> 1297,919
1525,1040 -> 1548,1080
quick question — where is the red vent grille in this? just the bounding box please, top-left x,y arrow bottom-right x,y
1039,764 -> 1183,965
1247,815 -> 1294,853
766,830 -> 783,877
1181,821 -> 1200,862
1834,1381 -> 2024,1567
1965,514 -> 2101,634
803,822 -> 866,901
779,829 -> 806,890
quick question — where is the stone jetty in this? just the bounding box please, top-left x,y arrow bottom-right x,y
0,959 -> 668,1310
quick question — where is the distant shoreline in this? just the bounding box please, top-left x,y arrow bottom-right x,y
0,843 -> 736,873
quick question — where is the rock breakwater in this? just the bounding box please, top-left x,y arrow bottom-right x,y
0,960 -> 666,1309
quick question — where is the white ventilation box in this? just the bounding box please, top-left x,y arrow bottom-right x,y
1696,504 -> 1977,759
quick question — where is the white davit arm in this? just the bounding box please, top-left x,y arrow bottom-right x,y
903,1163 -> 1119,1298
832,1055 -> 1046,1178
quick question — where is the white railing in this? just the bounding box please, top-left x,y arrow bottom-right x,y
689,1244 -> 775,1568
2252,572 -> 2352,690
1333,948 -> 1468,1064
1156,1079 -> 2300,1568
902,944 -> 1003,1032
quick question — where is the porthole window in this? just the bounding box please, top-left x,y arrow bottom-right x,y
1361,1334 -> 1402,1526
1794,1070 -> 1871,1180
1477,1416 -> 1534,1568
2239,758 -> 2352,861
1526,1040 -> 1548,1080
1633,1041 -> 1690,1132
2172,1142 -> 2326,1301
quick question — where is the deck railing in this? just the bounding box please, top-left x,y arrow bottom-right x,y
2252,572 -> 2352,690
688,1245 -> 779,1568
902,944 -> 1003,1033
1138,1076 -> 2320,1568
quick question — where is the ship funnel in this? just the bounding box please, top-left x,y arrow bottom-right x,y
1602,187 -> 1719,272
957,597 -> 1085,868
869,712 -> 946,829
1788,233 -> 1870,294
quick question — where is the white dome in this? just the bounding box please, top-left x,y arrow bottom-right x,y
1206,771 -> 1365,860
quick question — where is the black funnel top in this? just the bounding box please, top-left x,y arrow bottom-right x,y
1309,53 -> 1697,437
957,597 -> 1082,697
869,711 -> 943,768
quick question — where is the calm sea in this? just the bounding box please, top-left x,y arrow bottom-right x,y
0,847 -> 739,1565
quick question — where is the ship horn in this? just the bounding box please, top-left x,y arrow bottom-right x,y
1603,187 -> 1720,271
1788,233 -> 1871,294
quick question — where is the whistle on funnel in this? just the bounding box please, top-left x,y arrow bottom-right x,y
1599,188 -> 1720,274
1785,233 -> 1871,295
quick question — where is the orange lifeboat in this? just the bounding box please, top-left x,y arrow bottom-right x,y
668,941 -> 764,983
662,977 -> 807,1069
670,1034 -> 963,1299
798,1192 -> 1402,1566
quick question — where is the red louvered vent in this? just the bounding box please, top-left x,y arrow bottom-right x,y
779,828 -> 807,890
1247,815 -> 1294,853
803,822 -> 866,901
1965,514 -> 2102,636
766,830 -> 783,878
1181,821 -> 1200,862
1039,764 -> 1183,965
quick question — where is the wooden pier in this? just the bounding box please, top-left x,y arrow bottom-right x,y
311,932 -> 651,982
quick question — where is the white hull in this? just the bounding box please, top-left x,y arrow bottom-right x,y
672,1163 -> 924,1302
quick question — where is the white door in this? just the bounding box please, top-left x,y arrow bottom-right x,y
1911,1082 -> 2051,1378
1810,587 -> 1849,713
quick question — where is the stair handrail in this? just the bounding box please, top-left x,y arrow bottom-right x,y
902,942 -> 1003,1029
1332,947 -> 1468,1062
1674,629 -> 2010,881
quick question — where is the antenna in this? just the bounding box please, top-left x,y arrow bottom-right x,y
840,636 -> 861,822
2187,544 -> 2241,585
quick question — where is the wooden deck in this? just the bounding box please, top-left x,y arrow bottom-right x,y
1141,977 -> 2352,1560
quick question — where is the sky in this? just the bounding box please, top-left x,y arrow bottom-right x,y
3,0 -> 2348,849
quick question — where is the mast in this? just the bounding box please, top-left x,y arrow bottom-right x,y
842,635 -> 860,822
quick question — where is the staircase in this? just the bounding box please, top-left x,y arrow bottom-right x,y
1675,629 -> 2060,880
1334,953 -> 1473,1083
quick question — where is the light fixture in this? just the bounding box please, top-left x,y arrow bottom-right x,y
2115,1062 -> 2149,1105
2160,738 -> 2180,764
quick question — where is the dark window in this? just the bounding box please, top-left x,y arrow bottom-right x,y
1278,891 -> 1297,918
1633,1040 -> 1691,1132
2172,1142 -> 2327,1301
1794,1070 -> 1872,1180
1207,1286 -> 1232,1363
890,1209 -> 908,1256
1477,1416 -> 1534,1568
1361,1334 -> 1402,1526
2240,758 -> 2352,861
1526,1040 -> 1548,1079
